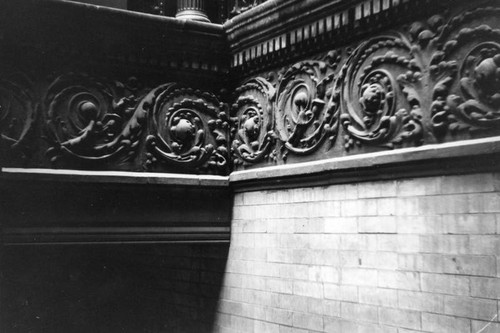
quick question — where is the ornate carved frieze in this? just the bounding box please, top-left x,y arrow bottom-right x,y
0,74 -> 37,166
0,71 -> 229,174
145,85 -> 230,174
229,2 -> 500,169
275,54 -> 341,159
44,74 -> 145,168
230,52 -> 342,164
231,77 -> 276,166
428,7 -> 500,137
339,35 -> 424,150
2,1 -> 500,174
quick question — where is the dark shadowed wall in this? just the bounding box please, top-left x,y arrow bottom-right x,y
1,244 -> 229,333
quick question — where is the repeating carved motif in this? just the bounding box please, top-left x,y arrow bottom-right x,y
227,6 -> 500,168
3,4 -> 500,173
145,84 -> 229,174
339,35 -> 424,150
275,55 -> 341,158
0,74 -> 37,165
44,74 -> 144,167
429,7 -> 500,137
230,52 -> 342,165
231,77 -> 276,165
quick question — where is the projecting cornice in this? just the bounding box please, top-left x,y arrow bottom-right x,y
0,0 -> 229,79
224,0 -> 462,74
0,168 -> 231,245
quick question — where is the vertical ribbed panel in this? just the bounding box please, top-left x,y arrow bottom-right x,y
177,0 -> 206,11
176,0 -> 209,22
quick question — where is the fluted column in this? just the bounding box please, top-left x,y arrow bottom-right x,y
176,0 -> 210,23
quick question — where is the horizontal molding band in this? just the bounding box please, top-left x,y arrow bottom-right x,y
1,168 -> 229,188
3,136 -> 500,191
0,169 -> 232,246
4,226 -> 231,234
3,231 -> 230,245
25,0 -> 223,34
230,136 -> 500,192
225,0 -> 450,72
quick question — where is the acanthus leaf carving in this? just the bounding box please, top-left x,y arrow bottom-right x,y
231,77 -> 277,166
44,74 -> 145,168
145,85 -> 229,174
4,4 -> 500,172
429,7 -> 500,138
275,54 -> 341,159
0,73 -> 38,166
340,35 -> 424,150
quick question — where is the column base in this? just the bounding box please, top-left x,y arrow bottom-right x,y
176,9 -> 210,22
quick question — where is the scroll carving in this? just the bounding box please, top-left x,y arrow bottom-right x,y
230,52 -> 342,165
275,55 -> 341,158
0,74 -> 37,165
231,77 -> 276,165
429,7 -> 500,137
44,74 -> 144,167
3,3 -> 500,173
145,84 -> 229,174
339,36 -> 424,150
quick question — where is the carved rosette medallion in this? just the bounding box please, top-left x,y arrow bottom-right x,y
145,84 -> 229,174
0,74 -> 37,165
275,60 -> 339,158
44,74 -> 144,167
231,77 -> 276,165
430,8 -> 500,137
340,36 -> 424,150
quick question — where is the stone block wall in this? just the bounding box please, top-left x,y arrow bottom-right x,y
214,172 -> 500,332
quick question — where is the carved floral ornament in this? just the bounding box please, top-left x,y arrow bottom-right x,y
230,5 -> 500,166
428,7 -> 500,136
275,57 -> 340,158
44,74 -> 144,167
1,6 -> 500,173
231,77 -> 276,165
0,74 -> 37,166
0,73 -> 230,174
145,85 -> 230,173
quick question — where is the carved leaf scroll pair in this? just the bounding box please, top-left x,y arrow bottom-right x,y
429,7 -> 500,136
0,74 -> 229,174
340,36 -> 424,150
231,5 -> 500,166
231,52 -> 341,165
231,37 -> 424,166
144,85 -> 229,173
0,74 -> 37,166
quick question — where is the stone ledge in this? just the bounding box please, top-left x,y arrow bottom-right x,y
0,168 -> 229,188
4,136 -> 499,190
0,169 -> 232,245
3,226 -> 231,246
230,136 -> 500,191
